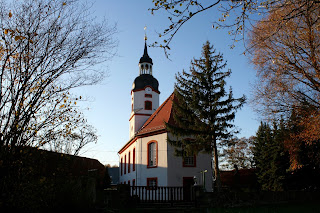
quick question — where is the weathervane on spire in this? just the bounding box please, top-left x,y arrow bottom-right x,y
144,26 -> 147,41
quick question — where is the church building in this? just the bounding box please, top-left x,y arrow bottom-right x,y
118,38 -> 212,192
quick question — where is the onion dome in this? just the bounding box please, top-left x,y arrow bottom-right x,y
132,74 -> 159,92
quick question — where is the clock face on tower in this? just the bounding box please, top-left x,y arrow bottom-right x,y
145,87 -> 152,93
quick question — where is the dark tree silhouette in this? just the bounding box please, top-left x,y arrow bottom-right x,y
166,41 -> 245,191
0,0 -> 117,153
150,0 -> 320,56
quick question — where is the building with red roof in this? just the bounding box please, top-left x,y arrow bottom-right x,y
118,38 -> 212,192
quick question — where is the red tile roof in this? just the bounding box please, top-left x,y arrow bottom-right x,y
136,93 -> 175,136
119,93 -> 176,154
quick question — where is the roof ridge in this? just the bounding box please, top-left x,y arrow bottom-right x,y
137,92 -> 174,134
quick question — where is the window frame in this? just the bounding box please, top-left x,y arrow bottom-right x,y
128,151 -> 131,173
183,155 -> 196,167
124,154 -> 127,174
147,141 -> 158,168
120,157 -> 123,176
147,177 -> 158,189
133,148 -> 136,171
145,100 -> 152,110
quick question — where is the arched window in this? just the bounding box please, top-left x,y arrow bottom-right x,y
121,158 -> 123,176
124,155 -> 126,174
147,141 -> 157,168
133,148 -> 136,171
128,151 -> 131,173
145,101 -> 152,110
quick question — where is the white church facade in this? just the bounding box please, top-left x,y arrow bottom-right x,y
118,40 -> 212,192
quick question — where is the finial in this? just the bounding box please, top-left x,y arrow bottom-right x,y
144,26 -> 147,41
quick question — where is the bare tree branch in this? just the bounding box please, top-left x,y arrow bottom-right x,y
0,0 -> 117,154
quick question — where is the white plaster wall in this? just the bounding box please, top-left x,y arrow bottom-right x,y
129,114 -> 150,138
129,88 -> 159,138
136,133 -> 168,186
119,141 -> 137,185
167,133 -> 213,191
131,88 -> 159,115
119,132 -> 212,191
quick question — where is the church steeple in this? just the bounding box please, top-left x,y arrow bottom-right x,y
139,29 -> 153,75
129,32 -> 160,139
133,39 -> 159,92
139,41 -> 153,65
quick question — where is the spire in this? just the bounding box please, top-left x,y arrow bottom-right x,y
139,27 -> 153,65
144,41 -> 148,55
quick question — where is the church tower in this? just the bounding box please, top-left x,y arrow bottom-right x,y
129,36 -> 160,138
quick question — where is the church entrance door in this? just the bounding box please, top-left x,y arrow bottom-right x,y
183,177 -> 194,201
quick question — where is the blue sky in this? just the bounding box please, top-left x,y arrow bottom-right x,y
75,0 -> 259,166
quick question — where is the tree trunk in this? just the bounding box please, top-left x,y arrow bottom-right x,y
212,139 -> 221,192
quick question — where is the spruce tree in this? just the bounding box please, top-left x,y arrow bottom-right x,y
166,41 -> 246,192
254,122 -> 274,190
253,121 -> 289,191
272,121 -> 290,190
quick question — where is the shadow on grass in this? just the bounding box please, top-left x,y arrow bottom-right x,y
119,203 -> 320,213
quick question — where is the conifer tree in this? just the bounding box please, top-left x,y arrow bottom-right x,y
166,41 -> 245,191
253,121 -> 289,191
254,122 -> 274,190
272,121 -> 290,190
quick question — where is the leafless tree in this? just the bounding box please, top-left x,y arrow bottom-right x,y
0,0 -> 117,153
150,0 -> 320,56
220,137 -> 254,170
